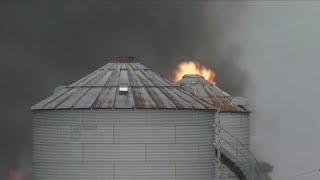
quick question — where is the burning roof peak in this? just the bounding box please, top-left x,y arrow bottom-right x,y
177,75 -> 251,113
183,74 -> 205,78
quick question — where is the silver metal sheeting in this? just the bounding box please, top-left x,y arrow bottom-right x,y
218,113 -> 250,179
33,109 -> 216,180
31,63 -> 215,110
176,74 -> 250,112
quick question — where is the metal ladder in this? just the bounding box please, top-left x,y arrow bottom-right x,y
214,110 -> 267,180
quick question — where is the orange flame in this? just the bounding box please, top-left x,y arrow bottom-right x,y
174,61 -> 216,85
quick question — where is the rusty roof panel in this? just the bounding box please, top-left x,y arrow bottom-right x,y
32,88 -> 69,110
145,87 -> 176,109
73,88 -> 102,109
128,65 -> 143,86
31,59 -> 215,111
42,88 -> 78,109
93,87 -> 117,109
177,75 -> 250,113
56,88 -> 89,109
104,65 -> 120,87
114,88 -> 135,109
159,87 -> 193,109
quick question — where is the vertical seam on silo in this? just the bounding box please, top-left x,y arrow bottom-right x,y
174,126 -> 176,144
81,110 -> 83,126
82,143 -> 84,163
175,162 -> 176,180
198,144 -> 200,160
56,126 -> 58,145
144,109 -> 146,127
56,161 -> 59,179
198,111 -> 199,126
113,124 -> 115,144
113,161 -> 114,180
145,144 -> 147,160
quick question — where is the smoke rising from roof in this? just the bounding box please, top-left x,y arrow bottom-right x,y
0,1 -> 248,179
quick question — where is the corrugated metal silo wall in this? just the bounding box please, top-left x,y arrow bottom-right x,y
218,112 -> 250,179
33,109 -> 215,180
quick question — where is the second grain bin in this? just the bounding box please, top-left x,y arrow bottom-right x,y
31,57 -> 216,180
177,74 -> 251,179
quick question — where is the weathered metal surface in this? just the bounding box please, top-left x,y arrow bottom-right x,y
176,74 -> 251,112
177,74 -> 251,179
33,109 -> 215,180
31,62 -> 215,111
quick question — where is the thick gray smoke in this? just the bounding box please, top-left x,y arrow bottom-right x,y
0,1 -> 248,179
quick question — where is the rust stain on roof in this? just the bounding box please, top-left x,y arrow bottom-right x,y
31,58 -> 215,111
177,74 -> 251,113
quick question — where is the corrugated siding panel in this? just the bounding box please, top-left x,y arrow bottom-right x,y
145,110 -> 198,126
114,162 -> 175,180
59,162 -> 113,180
33,161 -> 57,180
218,112 -> 250,171
114,126 -> 175,143
219,113 -> 250,147
33,126 -> 57,144
82,110 -> 146,126
33,161 -> 114,180
176,162 -> 215,180
33,111 -> 82,126
146,144 -> 198,161
83,144 -> 145,161
33,143 -> 82,162
176,126 -> 214,144
81,126 -> 113,143
199,144 -> 215,161
33,109 -> 216,179
57,126 -> 113,144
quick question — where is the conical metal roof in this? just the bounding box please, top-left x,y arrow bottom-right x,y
176,74 -> 250,112
31,57 -> 215,111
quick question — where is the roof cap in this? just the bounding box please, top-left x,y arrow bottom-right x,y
112,56 -> 135,63
183,74 -> 204,78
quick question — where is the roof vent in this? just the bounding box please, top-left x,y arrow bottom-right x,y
112,56 -> 135,63
119,83 -> 129,94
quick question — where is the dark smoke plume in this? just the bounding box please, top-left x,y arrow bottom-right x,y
0,1 -> 248,178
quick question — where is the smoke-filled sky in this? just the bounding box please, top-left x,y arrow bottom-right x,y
1,1 -> 320,180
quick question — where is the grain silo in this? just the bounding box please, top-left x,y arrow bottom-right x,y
176,74 -> 251,179
31,56 -> 217,180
